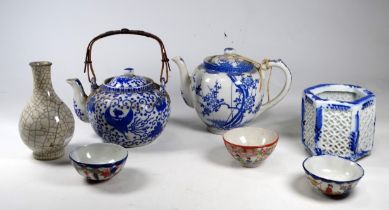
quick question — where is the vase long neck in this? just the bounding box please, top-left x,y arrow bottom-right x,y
30,62 -> 55,96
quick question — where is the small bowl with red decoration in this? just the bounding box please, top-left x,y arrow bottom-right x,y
69,143 -> 128,181
223,127 -> 279,168
302,155 -> 364,196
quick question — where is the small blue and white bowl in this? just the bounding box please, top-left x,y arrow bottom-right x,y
302,155 -> 364,196
69,143 -> 128,181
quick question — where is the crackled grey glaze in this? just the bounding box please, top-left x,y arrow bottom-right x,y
19,61 -> 75,160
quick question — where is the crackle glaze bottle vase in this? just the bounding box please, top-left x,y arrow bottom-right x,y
172,48 -> 292,134
19,61 -> 75,160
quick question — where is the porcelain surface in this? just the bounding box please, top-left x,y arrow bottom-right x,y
69,143 -> 128,181
173,48 -> 292,134
67,69 -> 170,148
19,61 -> 75,160
302,155 -> 364,196
223,127 -> 278,167
302,84 -> 375,161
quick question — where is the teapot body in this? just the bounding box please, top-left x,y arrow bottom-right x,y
173,48 -> 292,135
86,81 -> 170,148
191,65 -> 264,134
69,28 -> 173,147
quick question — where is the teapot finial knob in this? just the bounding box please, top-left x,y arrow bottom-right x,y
124,67 -> 134,76
224,47 -> 236,55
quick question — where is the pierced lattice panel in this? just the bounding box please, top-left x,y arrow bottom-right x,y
303,100 -> 316,151
317,92 -> 358,102
318,108 -> 353,158
358,103 -> 375,153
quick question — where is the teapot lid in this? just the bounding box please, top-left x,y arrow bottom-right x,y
102,68 -> 154,92
203,48 -> 254,73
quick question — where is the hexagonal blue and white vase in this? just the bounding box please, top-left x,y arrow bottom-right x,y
302,84 -> 376,161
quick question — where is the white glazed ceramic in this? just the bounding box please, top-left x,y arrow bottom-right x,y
172,48 -> 292,134
19,61 -> 75,160
69,143 -> 128,181
223,127 -> 278,167
302,84 -> 376,161
303,155 -> 364,196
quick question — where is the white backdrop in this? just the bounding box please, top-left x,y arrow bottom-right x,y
1,0 -> 389,209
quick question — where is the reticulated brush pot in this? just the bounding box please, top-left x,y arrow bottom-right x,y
19,61 -> 75,160
302,84 -> 375,161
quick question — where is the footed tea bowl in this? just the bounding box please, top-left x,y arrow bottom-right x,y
303,155 -> 364,196
223,127 -> 278,167
69,143 -> 128,181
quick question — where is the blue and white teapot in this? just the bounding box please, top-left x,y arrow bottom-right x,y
172,48 -> 292,134
67,29 -> 171,147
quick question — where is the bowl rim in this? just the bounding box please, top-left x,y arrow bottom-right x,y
69,143 -> 128,167
302,155 -> 365,184
223,127 -> 279,149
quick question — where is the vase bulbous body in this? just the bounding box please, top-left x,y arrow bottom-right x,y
19,61 -> 75,160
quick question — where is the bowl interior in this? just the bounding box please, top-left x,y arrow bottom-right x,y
70,143 -> 128,164
223,127 -> 278,147
303,155 -> 364,182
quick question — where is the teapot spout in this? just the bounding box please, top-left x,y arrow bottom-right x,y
172,57 -> 194,108
66,78 -> 89,122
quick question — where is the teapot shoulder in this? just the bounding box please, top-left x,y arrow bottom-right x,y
88,87 -> 168,105
193,66 -> 261,84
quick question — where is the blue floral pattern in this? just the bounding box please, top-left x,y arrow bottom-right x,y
87,88 -> 170,148
193,74 -> 261,131
201,82 -> 224,116
107,75 -> 151,89
73,100 -> 88,122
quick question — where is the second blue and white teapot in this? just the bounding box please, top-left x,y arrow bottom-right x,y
172,48 -> 292,134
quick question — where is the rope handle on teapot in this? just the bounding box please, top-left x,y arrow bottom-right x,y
83,28 -> 171,85
260,58 -> 273,103
239,56 -> 273,103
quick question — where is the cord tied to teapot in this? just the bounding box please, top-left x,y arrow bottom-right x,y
260,58 -> 273,102
260,58 -> 272,71
239,55 -> 273,103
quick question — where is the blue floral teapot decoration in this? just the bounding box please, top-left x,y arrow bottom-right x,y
67,29 -> 171,147
172,48 -> 292,134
